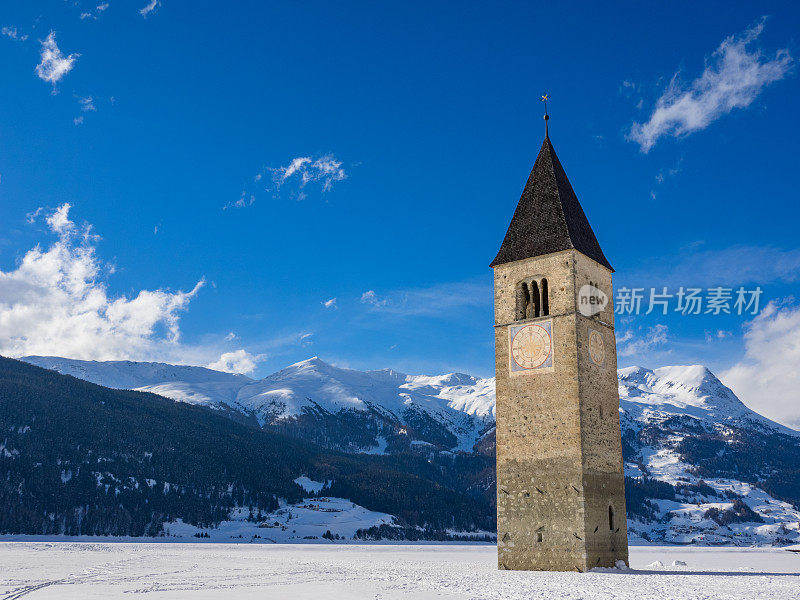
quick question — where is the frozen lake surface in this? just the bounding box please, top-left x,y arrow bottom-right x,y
0,542 -> 798,599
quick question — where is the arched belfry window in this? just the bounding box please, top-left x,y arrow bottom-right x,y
515,283 -> 529,321
528,280 -> 541,319
608,505 -> 615,531
541,278 -> 549,316
514,277 -> 551,322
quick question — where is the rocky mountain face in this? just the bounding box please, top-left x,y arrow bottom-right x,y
17,355 -> 800,546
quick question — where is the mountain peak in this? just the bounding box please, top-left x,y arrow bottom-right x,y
617,363 -> 796,435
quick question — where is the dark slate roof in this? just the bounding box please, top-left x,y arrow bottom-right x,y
490,134 -> 613,271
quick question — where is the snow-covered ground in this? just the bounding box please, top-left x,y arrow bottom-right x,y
0,543 -> 797,599
162,495 -> 396,543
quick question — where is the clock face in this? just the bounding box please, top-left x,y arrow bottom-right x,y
588,328 -> 605,366
510,323 -> 552,370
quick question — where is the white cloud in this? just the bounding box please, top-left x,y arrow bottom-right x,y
139,0 -> 161,18
358,279 -> 490,317
25,207 -> 44,224
46,203 -> 76,234
207,349 -> 264,375
79,96 -> 96,112
2,26 -> 28,41
360,290 -> 387,308
617,324 -> 669,357
263,154 -> 347,199
35,32 -> 79,86
73,116 -> 85,126
322,298 -> 337,309
81,4 -> 109,20
223,191 -> 255,210
629,19 -> 792,152
622,245 -> 800,289
721,301 -> 800,430
650,157 -> 683,200
0,204 -> 206,362
224,331 -> 237,341
704,329 -> 732,342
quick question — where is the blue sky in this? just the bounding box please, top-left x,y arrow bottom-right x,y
1,2 -> 799,424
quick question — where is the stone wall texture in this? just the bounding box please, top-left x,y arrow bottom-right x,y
494,249 -> 629,571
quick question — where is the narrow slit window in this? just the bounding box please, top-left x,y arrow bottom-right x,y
536,531 -> 543,543
608,505 -> 615,531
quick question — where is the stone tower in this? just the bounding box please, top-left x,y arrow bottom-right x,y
491,131 -> 628,572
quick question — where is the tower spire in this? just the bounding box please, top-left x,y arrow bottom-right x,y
541,93 -> 550,136
490,127 -> 613,270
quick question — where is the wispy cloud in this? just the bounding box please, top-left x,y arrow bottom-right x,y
629,19 -> 792,152
35,32 -> 79,87
621,245 -> 800,289
704,329 -> 731,342
359,279 -> 491,318
650,156 -> 683,200
360,290 -> 388,308
79,96 -> 96,111
617,324 -> 669,357
322,298 -> 337,309
264,154 -> 347,200
2,26 -> 28,41
81,3 -> 109,20
223,191 -> 255,210
619,79 -> 643,110
232,154 -> 348,208
139,0 -> 161,18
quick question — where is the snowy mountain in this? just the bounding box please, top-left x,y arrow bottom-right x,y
0,357 -> 494,539
618,365 -> 798,437
17,355 -> 800,546
234,358 -> 495,452
22,355 -> 495,454
21,356 -> 252,409
617,366 -> 800,546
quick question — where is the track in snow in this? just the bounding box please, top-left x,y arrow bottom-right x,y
0,543 -> 798,599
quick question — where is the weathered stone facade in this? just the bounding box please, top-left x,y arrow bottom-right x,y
494,249 -> 629,571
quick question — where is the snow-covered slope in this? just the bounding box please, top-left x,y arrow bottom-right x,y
21,355 -> 495,453
618,365 -> 796,436
617,366 -> 800,546
22,356 -> 252,408
232,357 -> 495,451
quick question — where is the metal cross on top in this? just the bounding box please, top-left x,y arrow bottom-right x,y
541,93 -> 550,134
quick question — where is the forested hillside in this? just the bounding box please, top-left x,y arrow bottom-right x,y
0,357 -> 493,537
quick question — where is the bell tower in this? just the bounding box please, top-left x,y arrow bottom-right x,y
491,114 -> 628,571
